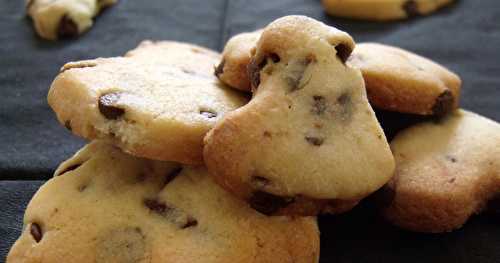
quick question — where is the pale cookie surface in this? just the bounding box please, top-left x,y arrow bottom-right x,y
215,30 -> 262,92
26,0 -> 117,40
348,43 -> 461,116
7,141 -> 319,263
381,110 -> 500,233
321,0 -> 454,21
48,41 -> 248,164
204,16 -> 395,216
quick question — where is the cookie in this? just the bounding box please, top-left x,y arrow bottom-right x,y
26,0 -> 117,40
215,30 -> 262,92
48,41 -> 248,164
321,0 -> 454,21
7,141 -> 320,263
348,43 -> 461,116
380,110 -> 500,233
204,16 -> 395,216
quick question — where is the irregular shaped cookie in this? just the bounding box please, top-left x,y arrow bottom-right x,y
381,110 -> 500,233
26,0 -> 117,40
48,41 -> 248,164
215,30 -> 262,92
7,141 -> 320,263
349,43 -> 461,116
321,0 -> 454,21
204,16 -> 395,216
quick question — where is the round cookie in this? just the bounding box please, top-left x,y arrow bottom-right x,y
7,141 -> 320,263
380,110 -> 500,233
48,41 -> 248,165
215,30 -> 262,92
26,0 -> 117,40
321,0 -> 455,21
204,16 -> 395,216
348,43 -> 461,116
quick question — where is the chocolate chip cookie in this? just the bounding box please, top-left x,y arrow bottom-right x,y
204,16 -> 395,216
380,110 -> 500,232
215,29 -> 262,92
349,43 -> 461,116
7,141 -> 320,263
26,0 -> 118,40
321,0 -> 455,21
48,41 -> 248,164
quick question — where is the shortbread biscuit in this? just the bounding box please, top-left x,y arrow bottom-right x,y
321,0 -> 454,21
48,41 -> 248,164
349,43 -> 461,116
215,30 -> 262,92
381,110 -> 500,232
7,141 -> 320,263
26,0 -> 117,40
204,16 -> 395,216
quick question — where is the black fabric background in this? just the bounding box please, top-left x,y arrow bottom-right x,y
0,0 -> 499,262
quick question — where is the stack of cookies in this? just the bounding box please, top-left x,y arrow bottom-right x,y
7,15 -> 500,262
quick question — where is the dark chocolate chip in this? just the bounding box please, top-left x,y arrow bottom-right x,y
56,163 -> 82,176
269,53 -> 280,63
335,44 -> 351,64
312,96 -> 327,115
248,57 -> 268,88
57,15 -> 78,39
98,92 -> 125,120
182,216 -> 198,229
249,191 -> 294,215
164,167 -> 183,186
285,58 -> 313,92
30,222 -> 42,243
214,59 -> 225,77
403,0 -> 420,17
446,155 -> 457,163
432,90 -> 454,117
305,136 -> 324,146
200,110 -> 217,118
64,120 -> 72,131
144,198 -> 169,214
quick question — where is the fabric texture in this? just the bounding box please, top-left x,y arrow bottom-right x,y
0,0 -> 499,262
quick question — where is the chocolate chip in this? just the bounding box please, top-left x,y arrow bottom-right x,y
98,92 -> 125,120
30,222 -> 42,242
305,136 -> 324,146
269,53 -> 280,63
57,15 -> 78,39
200,110 -> 217,118
64,120 -> 72,131
312,96 -> 327,115
403,0 -> 419,17
446,155 -> 457,163
249,191 -> 294,215
214,59 -> 225,77
285,58 -> 313,92
337,92 -> 353,121
335,44 -> 351,64
164,167 -> 183,186
432,90 -> 454,117
144,198 -> 169,214
182,216 -> 198,229
248,57 -> 268,88
263,131 -> 272,138
55,163 -> 82,176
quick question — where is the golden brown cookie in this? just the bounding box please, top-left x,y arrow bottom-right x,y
321,0 -> 455,21
7,141 -> 320,263
381,110 -> 500,233
215,30 -> 262,92
26,0 -> 118,40
48,41 -> 248,165
204,16 -> 395,216
348,43 -> 461,116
